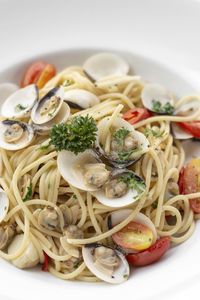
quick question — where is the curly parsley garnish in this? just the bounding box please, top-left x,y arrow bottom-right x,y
47,115 -> 97,154
22,183 -> 33,202
119,172 -> 145,199
152,100 -> 174,114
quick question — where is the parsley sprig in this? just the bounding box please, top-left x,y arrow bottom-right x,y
152,100 -> 174,115
48,115 -> 97,154
119,172 -> 145,199
22,183 -> 33,202
117,148 -> 142,163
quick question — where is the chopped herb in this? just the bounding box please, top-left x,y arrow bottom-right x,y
72,194 -> 77,199
48,115 -> 97,154
99,142 -> 103,148
119,172 -> 145,199
22,183 -> 33,202
15,104 -> 27,111
21,187 -> 24,193
189,107 -> 193,111
123,274 -> 128,278
152,100 -> 174,114
48,113 -> 53,117
151,199 -> 158,209
112,127 -> 130,148
48,183 -> 51,189
37,144 -> 51,150
4,206 -> 7,211
145,128 -> 163,138
117,148 -> 142,163
73,264 -> 79,269
63,80 -> 71,87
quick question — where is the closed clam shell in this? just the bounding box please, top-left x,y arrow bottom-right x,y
0,188 -> 9,223
64,89 -> 99,109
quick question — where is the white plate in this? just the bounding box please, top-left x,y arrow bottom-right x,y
0,48 -> 200,300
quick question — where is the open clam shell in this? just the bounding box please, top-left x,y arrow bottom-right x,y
141,83 -> 174,114
33,102 -> 70,135
96,117 -> 149,168
31,86 -> 64,125
57,149 -> 106,192
108,209 -> 157,245
64,89 -> 99,109
82,243 -> 130,284
94,169 -> 146,208
0,120 -> 34,150
1,84 -> 38,118
0,83 -> 19,110
0,188 -> 9,223
83,52 -> 129,81
170,122 -> 193,140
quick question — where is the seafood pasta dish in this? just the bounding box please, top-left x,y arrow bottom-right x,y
0,52 -> 200,284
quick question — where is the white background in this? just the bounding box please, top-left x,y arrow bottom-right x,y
0,0 -> 200,299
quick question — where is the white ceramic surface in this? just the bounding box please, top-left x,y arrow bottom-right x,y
0,0 -> 200,299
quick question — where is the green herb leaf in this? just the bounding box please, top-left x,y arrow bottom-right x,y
119,172 -> 145,199
48,113 -> 53,118
72,194 -> 77,199
123,274 -> 128,278
63,80 -> 71,87
152,100 -> 174,115
37,143 -> 51,150
15,104 -> 27,111
112,127 -> 130,148
73,264 -> 79,269
22,183 -> 33,202
49,115 -> 97,154
145,128 -> 163,138
117,148 -> 142,163
151,199 -> 158,209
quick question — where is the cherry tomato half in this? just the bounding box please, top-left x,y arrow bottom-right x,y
42,250 -> 49,271
112,221 -> 153,251
183,159 -> 200,213
177,121 -> 200,139
21,62 -> 56,88
126,236 -> 170,267
123,108 -> 152,125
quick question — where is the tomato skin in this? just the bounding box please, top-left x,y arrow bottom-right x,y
36,64 -> 56,89
183,159 -> 200,213
126,236 -> 170,267
123,108 -> 152,125
42,250 -> 49,271
178,167 -> 185,194
112,221 -> 153,251
21,62 -> 46,87
177,121 -> 200,138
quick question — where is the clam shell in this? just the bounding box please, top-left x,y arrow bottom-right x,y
57,149 -> 102,192
141,83 -> 174,114
33,102 -> 70,135
108,209 -> 157,245
96,117 -> 149,168
1,84 -> 38,118
0,120 -> 34,150
64,89 -> 99,109
94,169 -> 146,208
83,53 -> 129,81
0,82 -> 19,110
82,244 -> 130,284
31,86 -> 64,125
0,188 -> 9,223
171,122 -> 193,140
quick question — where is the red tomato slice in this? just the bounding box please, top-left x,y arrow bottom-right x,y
177,121 -> 200,138
21,62 -> 46,87
112,221 -> 153,251
126,236 -> 170,267
183,159 -> 200,213
123,108 -> 152,125
42,250 -> 49,271
178,167 -> 185,194
21,62 -> 56,88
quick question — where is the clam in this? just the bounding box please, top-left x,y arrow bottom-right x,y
181,139 -> 200,164
1,84 -> 38,118
82,243 -> 130,284
94,169 -> 146,208
64,89 -> 99,109
96,117 -> 149,168
0,82 -> 19,110
83,53 -> 129,81
108,209 -> 157,246
171,99 -> 200,140
141,83 -> 174,115
57,149 -> 110,192
0,224 -> 16,250
0,120 -> 34,150
31,86 -> 70,134
0,188 -> 9,223
164,178 -> 180,201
